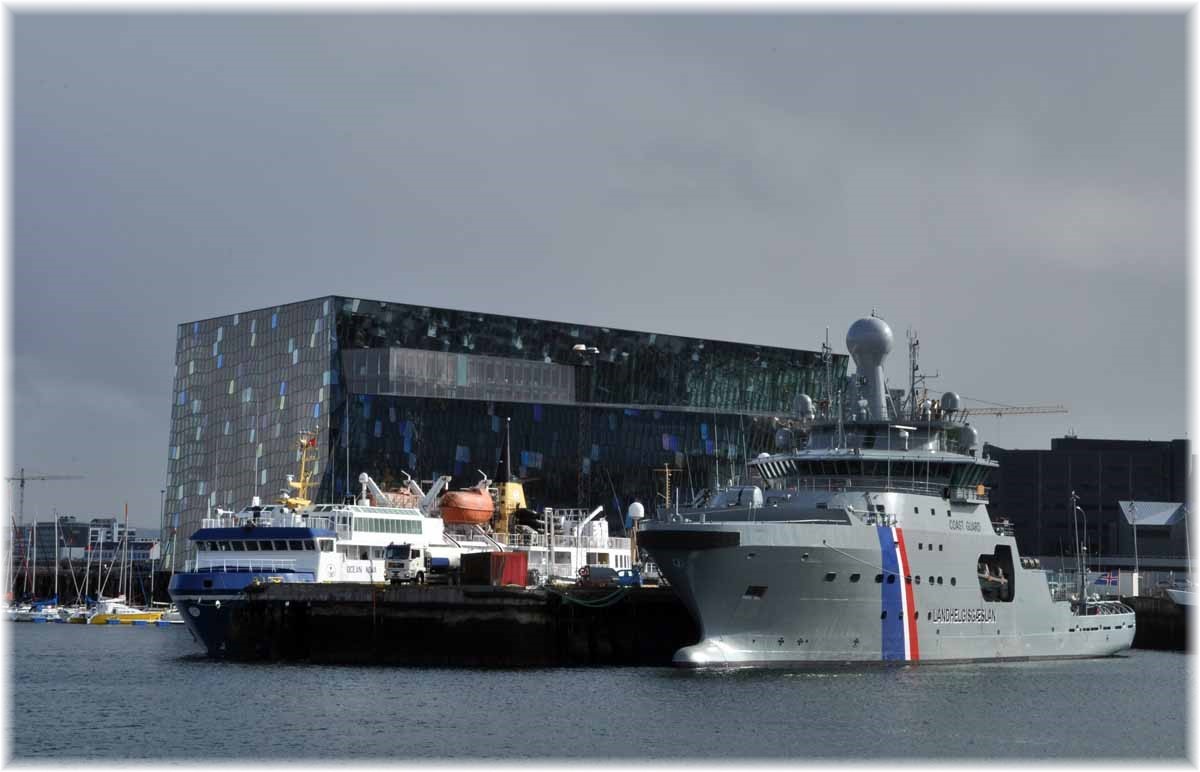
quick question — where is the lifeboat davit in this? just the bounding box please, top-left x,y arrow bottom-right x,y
440,488 -> 494,525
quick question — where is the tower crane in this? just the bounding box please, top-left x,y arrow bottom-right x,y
957,400 -> 1068,419
5,468 -> 85,525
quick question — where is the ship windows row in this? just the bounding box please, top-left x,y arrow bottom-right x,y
202,539 -> 315,552
871,573 -> 957,586
353,517 -> 422,535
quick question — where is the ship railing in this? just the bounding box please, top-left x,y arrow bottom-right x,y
494,533 -> 631,550
186,557 -> 300,572
788,477 -> 946,497
991,520 -> 1015,537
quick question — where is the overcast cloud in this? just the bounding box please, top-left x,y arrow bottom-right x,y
10,13 -> 1186,528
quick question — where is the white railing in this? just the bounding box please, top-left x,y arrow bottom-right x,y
199,512 -> 350,540
187,557 -> 300,572
494,533 -> 631,550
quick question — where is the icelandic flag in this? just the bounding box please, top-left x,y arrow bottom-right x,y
1094,572 -> 1119,586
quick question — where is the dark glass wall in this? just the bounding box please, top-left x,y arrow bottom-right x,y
319,395 -> 785,532
167,297 -> 336,568
167,295 -> 844,568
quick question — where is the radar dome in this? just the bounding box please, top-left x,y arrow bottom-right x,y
627,501 -> 645,521
959,423 -> 979,448
845,316 -> 893,421
941,392 -> 960,413
846,316 -> 894,361
795,393 -> 815,420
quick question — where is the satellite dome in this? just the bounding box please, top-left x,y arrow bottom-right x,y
757,452 -> 771,459
941,392 -> 960,413
627,501 -> 645,521
845,316 -> 894,362
795,393 -> 815,419
959,423 -> 979,448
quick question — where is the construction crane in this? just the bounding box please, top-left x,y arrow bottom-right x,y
5,468 -> 85,525
957,400 -> 1068,419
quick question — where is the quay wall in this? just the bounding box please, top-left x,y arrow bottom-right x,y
226,584 -> 700,666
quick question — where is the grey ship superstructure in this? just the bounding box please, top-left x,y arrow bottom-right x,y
640,315 -> 1135,667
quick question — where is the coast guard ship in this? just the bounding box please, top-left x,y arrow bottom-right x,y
640,315 -> 1135,667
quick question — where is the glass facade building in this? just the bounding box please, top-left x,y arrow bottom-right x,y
165,296 -> 845,569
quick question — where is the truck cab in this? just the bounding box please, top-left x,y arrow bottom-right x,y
384,543 -> 424,584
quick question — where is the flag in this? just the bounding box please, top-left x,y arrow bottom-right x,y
1094,572 -> 1119,586
308,437 -> 317,447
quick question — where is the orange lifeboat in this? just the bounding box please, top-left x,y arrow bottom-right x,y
440,488 -> 494,525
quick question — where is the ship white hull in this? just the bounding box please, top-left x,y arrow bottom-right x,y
644,520 -> 1136,667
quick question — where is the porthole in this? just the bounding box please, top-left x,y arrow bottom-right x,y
918,543 -> 923,550
905,576 -> 912,584
824,572 -> 837,582
801,553 -> 809,561
875,574 -> 883,583
913,507 -> 919,514
881,611 -> 888,620
930,508 -> 936,515
951,577 -> 957,586
887,575 -> 896,584
938,544 -> 943,552
850,573 -> 861,583
915,576 -> 921,584
937,577 -> 943,585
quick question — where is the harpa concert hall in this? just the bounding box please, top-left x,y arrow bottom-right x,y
164,296 -> 845,569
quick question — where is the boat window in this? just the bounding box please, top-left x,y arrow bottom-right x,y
915,576 -> 921,584
850,573 -> 861,583
257,541 -> 271,550
288,540 -> 303,550
918,543 -> 923,550
951,577 -> 957,586
221,541 -> 232,551
304,540 -> 315,550
939,544 -> 943,551
320,539 -> 334,552
231,541 -> 245,551
905,576 -> 912,584
930,508 -> 936,515
743,585 -> 767,599
913,507 -> 919,514
886,575 -> 896,584
937,576 -> 943,585
880,611 -> 887,619
244,540 -> 259,551
273,540 -> 287,550
875,505 -> 885,513
875,574 -> 883,583
824,572 -> 837,582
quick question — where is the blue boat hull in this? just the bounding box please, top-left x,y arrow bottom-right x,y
168,570 -> 315,657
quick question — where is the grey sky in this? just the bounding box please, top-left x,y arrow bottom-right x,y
11,13 -> 1186,529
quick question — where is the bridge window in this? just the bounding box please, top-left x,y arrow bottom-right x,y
273,540 -> 287,550
303,540 -> 315,550
231,541 -> 245,552
244,540 -> 259,551
288,540 -> 302,550
319,539 -> 334,552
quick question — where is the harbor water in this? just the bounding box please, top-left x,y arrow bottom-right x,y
9,623 -> 1189,760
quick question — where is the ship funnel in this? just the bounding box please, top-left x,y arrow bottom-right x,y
845,315 -> 894,421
